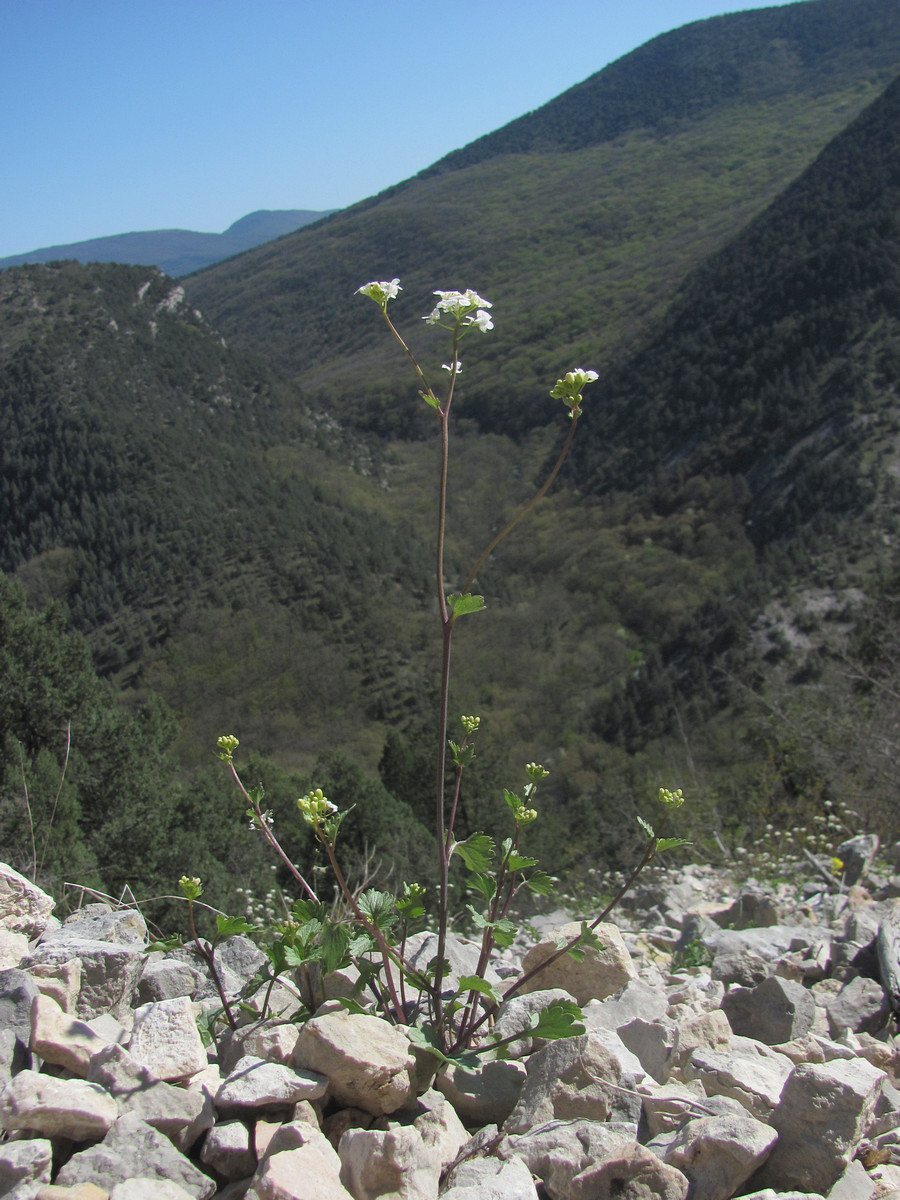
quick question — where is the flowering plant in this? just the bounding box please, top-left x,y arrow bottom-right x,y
193,281 -> 688,1055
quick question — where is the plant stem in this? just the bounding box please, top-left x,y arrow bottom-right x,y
186,898 -> 236,1031
460,414 -> 579,597
228,760 -> 318,901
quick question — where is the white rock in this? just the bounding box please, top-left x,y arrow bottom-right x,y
0,1135 -> 52,1193
519,921 -> 637,1005
442,1153 -> 539,1200
30,991 -> 108,1075
200,1119 -> 257,1180
291,1010 -> 415,1115
752,1057 -> 886,1193
248,1121 -> 351,1200
662,1111 -> 778,1199
339,1125 -> 441,1199
0,1069 -> 117,1139
0,927 -> 29,969
434,1058 -> 526,1125
215,1054 -> 328,1109
504,1032 -> 636,1135
681,1041 -> 793,1119
128,995 -> 208,1080
0,863 -> 55,938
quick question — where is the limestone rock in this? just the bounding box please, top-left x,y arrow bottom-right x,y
31,991 -> 109,1075
291,1010 -> 415,1115
442,1152 -> 539,1199
434,1058 -> 526,1125
127,995 -> 208,1081
54,1112 -> 216,1198
503,1032 -> 638,1135
751,1056 -> 885,1193
0,1069 -> 117,1139
338,1124 -> 441,1199
0,1135 -> 53,1194
88,1042 -> 214,1151
0,863 -> 55,938
519,921 -> 637,1005
660,1111 -> 778,1200
722,974 -> 815,1045
215,1054 -> 328,1110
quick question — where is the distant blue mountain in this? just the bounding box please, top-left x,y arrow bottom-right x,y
0,209 -> 333,277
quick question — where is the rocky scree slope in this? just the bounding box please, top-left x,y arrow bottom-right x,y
1,837 -> 900,1198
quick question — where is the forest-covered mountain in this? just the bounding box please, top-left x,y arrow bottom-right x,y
183,0 -> 900,437
3,0 -> 900,915
0,210 -> 332,277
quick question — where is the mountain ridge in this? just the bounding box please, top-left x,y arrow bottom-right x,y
0,208 -> 333,278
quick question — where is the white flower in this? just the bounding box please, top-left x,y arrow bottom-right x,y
466,309 -> 493,332
424,288 -> 494,326
441,361 -> 462,373
356,278 -> 402,306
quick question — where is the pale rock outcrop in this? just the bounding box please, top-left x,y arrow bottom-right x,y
54,1112 -> 216,1198
338,1124 -> 441,1199
30,991 -> 109,1074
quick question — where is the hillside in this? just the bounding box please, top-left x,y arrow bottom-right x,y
3,0 -> 900,911
183,0 -> 900,440
0,209 -> 332,277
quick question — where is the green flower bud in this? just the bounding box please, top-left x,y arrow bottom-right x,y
658,787 -> 685,810
179,875 -> 203,901
217,734 -> 239,762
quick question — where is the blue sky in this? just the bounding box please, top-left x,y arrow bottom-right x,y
1,0 -> 807,258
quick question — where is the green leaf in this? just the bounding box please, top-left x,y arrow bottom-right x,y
492,917 -> 518,947
419,389 -> 441,411
348,932 -> 376,958
357,889 -> 397,930
454,833 -> 495,872
292,898 -> 328,923
216,913 -> 256,938
447,592 -> 486,618
654,837 -> 692,854
457,975 -> 503,1007
320,922 -> 351,974
464,907 -> 516,944
529,999 -> 586,1040
405,1024 -> 480,1071
636,814 -> 655,840
467,872 -> 496,901
524,869 -> 555,896
247,782 -> 265,807
144,933 -> 183,954
504,789 -> 522,813
506,852 -> 538,872
283,942 -> 312,968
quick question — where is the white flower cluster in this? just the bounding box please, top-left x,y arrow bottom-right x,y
424,288 -> 493,332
